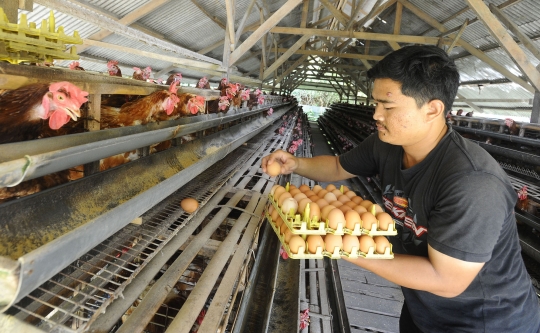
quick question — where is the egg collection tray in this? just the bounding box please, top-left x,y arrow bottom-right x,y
269,194 -> 398,237
265,211 -> 394,260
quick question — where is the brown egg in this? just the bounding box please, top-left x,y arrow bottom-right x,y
342,185 -> 350,193
307,235 -> 324,254
309,203 -> 321,222
180,198 -> 199,213
273,187 -> 287,201
360,212 -> 378,231
289,188 -> 302,197
271,209 -> 279,222
280,222 -> 289,235
373,236 -> 390,254
281,198 -> 298,217
304,190 -> 316,198
323,192 -> 338,203
326,184 -> 337,191
332,189 -> 343,197
344,210 -> 362,230
268,205 -> 275,214
299,184 -> 310,193
345,190 -> 357,198
339,205 -> 352,213
284,228 -> 293,243
321,205 -> 337,221
317,189 -> 329,198
324,234 -> 343,253
278,192 -> 293,206
315,198 -> 329,209
342,234 -> 360,253
353,205 -> 368,214
329,200 -> 343,208
327,208 -> 346,230
293,193 -> 308,202
338,195 -> 351,203
376,212 -> 393,231
312,185 -> 323,194
359,235 -> 375,253
351,196 -> 363,204
288,235 -> 305,254
298,198 -> 312,215
309,195 -> 320,202
270,185 -> 280,196
266,161 -> 281,177
275,216 -> 284,228
359,200 -> 374,209
345,201 -> 358,208
369,204 -> 384,214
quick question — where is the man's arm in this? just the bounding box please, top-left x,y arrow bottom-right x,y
344,245 -> 484,298
261,149 -> 355,182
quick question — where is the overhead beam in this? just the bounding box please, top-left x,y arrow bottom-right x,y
396,0 -> 534,93
73,0 -> 171,53
393,2 -> 403,35
191,0 -> 226,29
465,0 -> 540,92
275,54 -> 310,84
273,47 -> 384,60
235,0 -> 257,44
36,0 -> 221,65
263,35 -> 311,79
82,39 -> 225,72
489,3 -> 540,62
319,0 -> 349,27
225,0 -> 236,50
229,0 -> 302,66
447,19 -> 468,54
197,40 -> 225,55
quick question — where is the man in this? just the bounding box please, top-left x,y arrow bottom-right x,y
261,45 -> 540,332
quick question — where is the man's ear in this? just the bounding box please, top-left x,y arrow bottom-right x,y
425,99 -> 445,122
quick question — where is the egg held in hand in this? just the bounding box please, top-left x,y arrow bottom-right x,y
266,160 -> 281,177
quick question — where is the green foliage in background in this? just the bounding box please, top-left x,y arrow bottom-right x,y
292,89 -> 339,107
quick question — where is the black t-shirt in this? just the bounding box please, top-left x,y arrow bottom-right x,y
339,126 -> 540,332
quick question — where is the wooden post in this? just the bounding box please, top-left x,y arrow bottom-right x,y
83,94 -> 101,175
531,91 -> 540,124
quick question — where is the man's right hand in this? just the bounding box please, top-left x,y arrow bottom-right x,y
261,149 -> 299,175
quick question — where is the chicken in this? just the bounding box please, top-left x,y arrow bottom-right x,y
197,76 -> 210,89
166,73 -> 183,85
0,82 -> 88,144
69,61 -> 84,71
515,185 -> 537,216
152,93 -> 205,121
465,111 -> 473,117
100,81 -> 180,128
132,67 -> 144,81
107,60 -> 122,77
142,66 -> 152,81
504,118 -> 520,136
456,109 -> 464,116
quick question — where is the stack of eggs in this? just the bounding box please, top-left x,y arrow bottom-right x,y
266,183 -> 395,259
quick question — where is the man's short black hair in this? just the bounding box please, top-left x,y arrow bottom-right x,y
367,45 -> 460,116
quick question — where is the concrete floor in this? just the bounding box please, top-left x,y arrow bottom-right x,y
309,121 -> 403,333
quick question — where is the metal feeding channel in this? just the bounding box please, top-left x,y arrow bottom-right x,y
2,111 -> 296,333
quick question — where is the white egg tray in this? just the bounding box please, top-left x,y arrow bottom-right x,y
265,212 -> 394,260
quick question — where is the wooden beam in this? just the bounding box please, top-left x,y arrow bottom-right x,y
393,2 -> 402,35
229,0 -> 302,66
396,0 -> 534,93
355,0 -> 395,29
235,0 -> 257,44
36,0 -> 221,65
275,54 -> 310,84
447,19 -> 468,54
263,35 -> 311,79
155,65 -> 177,77
273,47 -> 383,60
319,0 -> 349,27
456,93 -> 483,113
75,0 -> 171,53
531,91 -> 540,123
465,0 -> 540,92
388,41 -> 401,50
82,39 -> 225,72
489,3 -> 540,62
19,0 -> 34,11
265,26 -> 444,45
192,0 -> 226,29
197,40 -> 225,55
300,0 -> 310,50
0,0 -> 20,23
225,0 -> 236,50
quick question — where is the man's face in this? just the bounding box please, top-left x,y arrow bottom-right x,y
372,78 -> 430,146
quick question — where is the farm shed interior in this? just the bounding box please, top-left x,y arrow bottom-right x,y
1,0 -> 540,332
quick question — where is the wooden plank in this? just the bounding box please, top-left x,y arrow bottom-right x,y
532,91 -> 540,123
465,0 -> 540,92
447,19 -> 468,54
489,3 -> 540,62
274,47 -> 383,60
235,0 -> 257,44
397,0 -> 534,93
393,2 -> 402,35
275,54 -> 309,84
82,39 -> 225,72
197,40 -> 225,55
192,0 -> 226,29
18,0 -> 34,11
263,35 -> 311,79
225,0 -> 236,49
388,40 -> 401,50
319,0 -> 349,27
229,0 -> 302,66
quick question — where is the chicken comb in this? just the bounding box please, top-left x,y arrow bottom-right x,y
107,60 -> 118,67
69,61 -> 79,70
